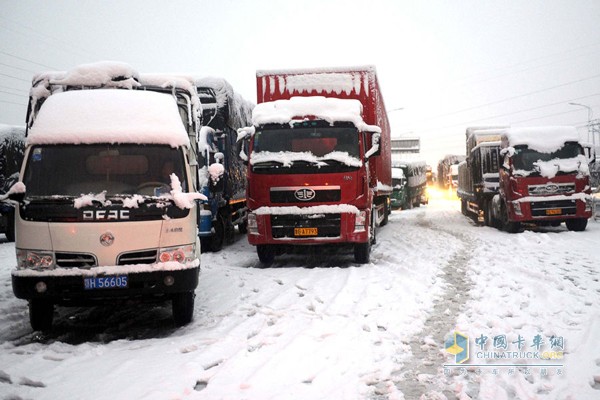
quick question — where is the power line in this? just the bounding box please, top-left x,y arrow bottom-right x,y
0,62 -> 39,74
415,73 -> 600,123
0,99 -> 27,106
0,90 -> 24,98
0,50 -> 57,70
0,72 -> 30,82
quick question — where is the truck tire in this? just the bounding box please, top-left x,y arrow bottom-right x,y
201,214 -> 226,253
461,199 -> 467,216
172,291 -> 195,326
5,210 -> 15,242
29,300 -> 54,331
483,200 -> 492,227
257,245 -> 275,264
354,242 -> 371,264
566,218 -> 587,232
500,202 -> 520,233
380,201 -> 389,227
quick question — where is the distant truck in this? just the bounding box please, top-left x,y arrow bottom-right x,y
239,66 -> 392,264
391,161 -> 428,209
490,126 -> 592,232
437,154 -> 465,189
457,127 -> 504,225
5,62 -> 205,331
194,78 -> 254,252
0,124 -> 25,242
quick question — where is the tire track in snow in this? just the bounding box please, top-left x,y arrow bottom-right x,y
394,213 -> 476,399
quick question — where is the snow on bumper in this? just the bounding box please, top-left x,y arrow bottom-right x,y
247,204 -> 369,245
510,193 -> 592,221
11,260 -> 200,302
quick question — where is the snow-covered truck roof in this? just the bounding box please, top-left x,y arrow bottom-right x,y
27,89 -> 189,147
251,96 -> 380,133
501,126 -> 581,153
195,77 -> 254,129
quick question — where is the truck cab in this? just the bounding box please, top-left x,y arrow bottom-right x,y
493,126 -> 592,232
7,63 -> 205,331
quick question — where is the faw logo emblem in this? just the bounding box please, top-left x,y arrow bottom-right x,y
83,210 -> 130,221
294,188 -> 316,201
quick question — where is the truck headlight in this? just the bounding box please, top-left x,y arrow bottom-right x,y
158,244 -> 196,264
16,249 -> 55,270
248,213 -> 258,234
355,211 -> 367,232
512,201 -> 523,216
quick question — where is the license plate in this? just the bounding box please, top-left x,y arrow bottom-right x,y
294,227 -> 318,237
546,208 -> 562,215
84,275 -> 128,290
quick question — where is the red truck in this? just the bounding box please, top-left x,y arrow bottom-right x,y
239,66 -> 391,263
491,126 -> 593,232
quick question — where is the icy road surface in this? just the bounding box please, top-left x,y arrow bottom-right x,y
0,191 -> 599,400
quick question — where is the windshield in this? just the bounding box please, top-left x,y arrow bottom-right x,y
251,123 -> 361,173
512,142 -> 583,171
22,144 -> 187,198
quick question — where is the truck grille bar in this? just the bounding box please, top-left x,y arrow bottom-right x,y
530,199 -> 577,217
55,252 -> 97,268
117,250 -> 158,265
528,183 -> 575,196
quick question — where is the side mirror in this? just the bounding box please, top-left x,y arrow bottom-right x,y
365,132 -> 381,159
1,182 -> 26,204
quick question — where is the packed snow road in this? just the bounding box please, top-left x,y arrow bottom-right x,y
0,191 -> 599,400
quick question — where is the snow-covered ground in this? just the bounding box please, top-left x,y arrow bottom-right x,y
0,190 -> 599,400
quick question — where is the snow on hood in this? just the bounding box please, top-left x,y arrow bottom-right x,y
27,89 -> 190,148
503,126 -> 580,153
169,173 -> 207,209
252,96 -> 381,133
250,150 -> 362,168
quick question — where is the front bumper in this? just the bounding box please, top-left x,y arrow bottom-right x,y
12,264 -> 200,305
509,195 -> 592,222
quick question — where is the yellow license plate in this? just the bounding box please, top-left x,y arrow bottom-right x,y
294,227 -> 318,236
546,208 -> 562,215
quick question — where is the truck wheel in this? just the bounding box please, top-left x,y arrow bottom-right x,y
566,218 -> 587,232
257,245 -> 275,264
500,202 -> 520,233
29,300 -> 54,331
204,214 -> 225,252
5,209 -> 15,242
461,199 -> 467,216
172,291 -> 195,326
483,200 -> 492,227
380,202 -> 389,227
354,242 -> 371,264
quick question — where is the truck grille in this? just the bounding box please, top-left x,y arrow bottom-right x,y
55,252 -> 97,268
270,186 -> 341,204
528,183 -> 575,196
530,199 -> 577,217
117,250 -> 157,265
271,214 -> 341,238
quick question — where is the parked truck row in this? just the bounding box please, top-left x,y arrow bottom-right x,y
390,160 -> 428,210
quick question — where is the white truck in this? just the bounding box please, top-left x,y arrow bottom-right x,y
4,62 -> 205,331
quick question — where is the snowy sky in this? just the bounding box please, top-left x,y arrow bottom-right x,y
1,0 -> 600,165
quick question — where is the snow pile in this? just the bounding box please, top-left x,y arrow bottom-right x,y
208,162 -> 225,184
252,96 -> 381,133
169,173 -> 206,209
250,150 -> 362,168
73,191 -> 107,208
503,126 -> 580,153
257,66 -> 375,100
254,204 -> 360,215
533,154 -> 590,179
27,90 -> 190,148
51,61 -> 140,89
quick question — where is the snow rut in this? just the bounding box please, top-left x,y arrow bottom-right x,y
394,215 -> 476,399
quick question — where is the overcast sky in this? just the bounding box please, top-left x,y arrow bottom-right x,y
2,0 -> 599,165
